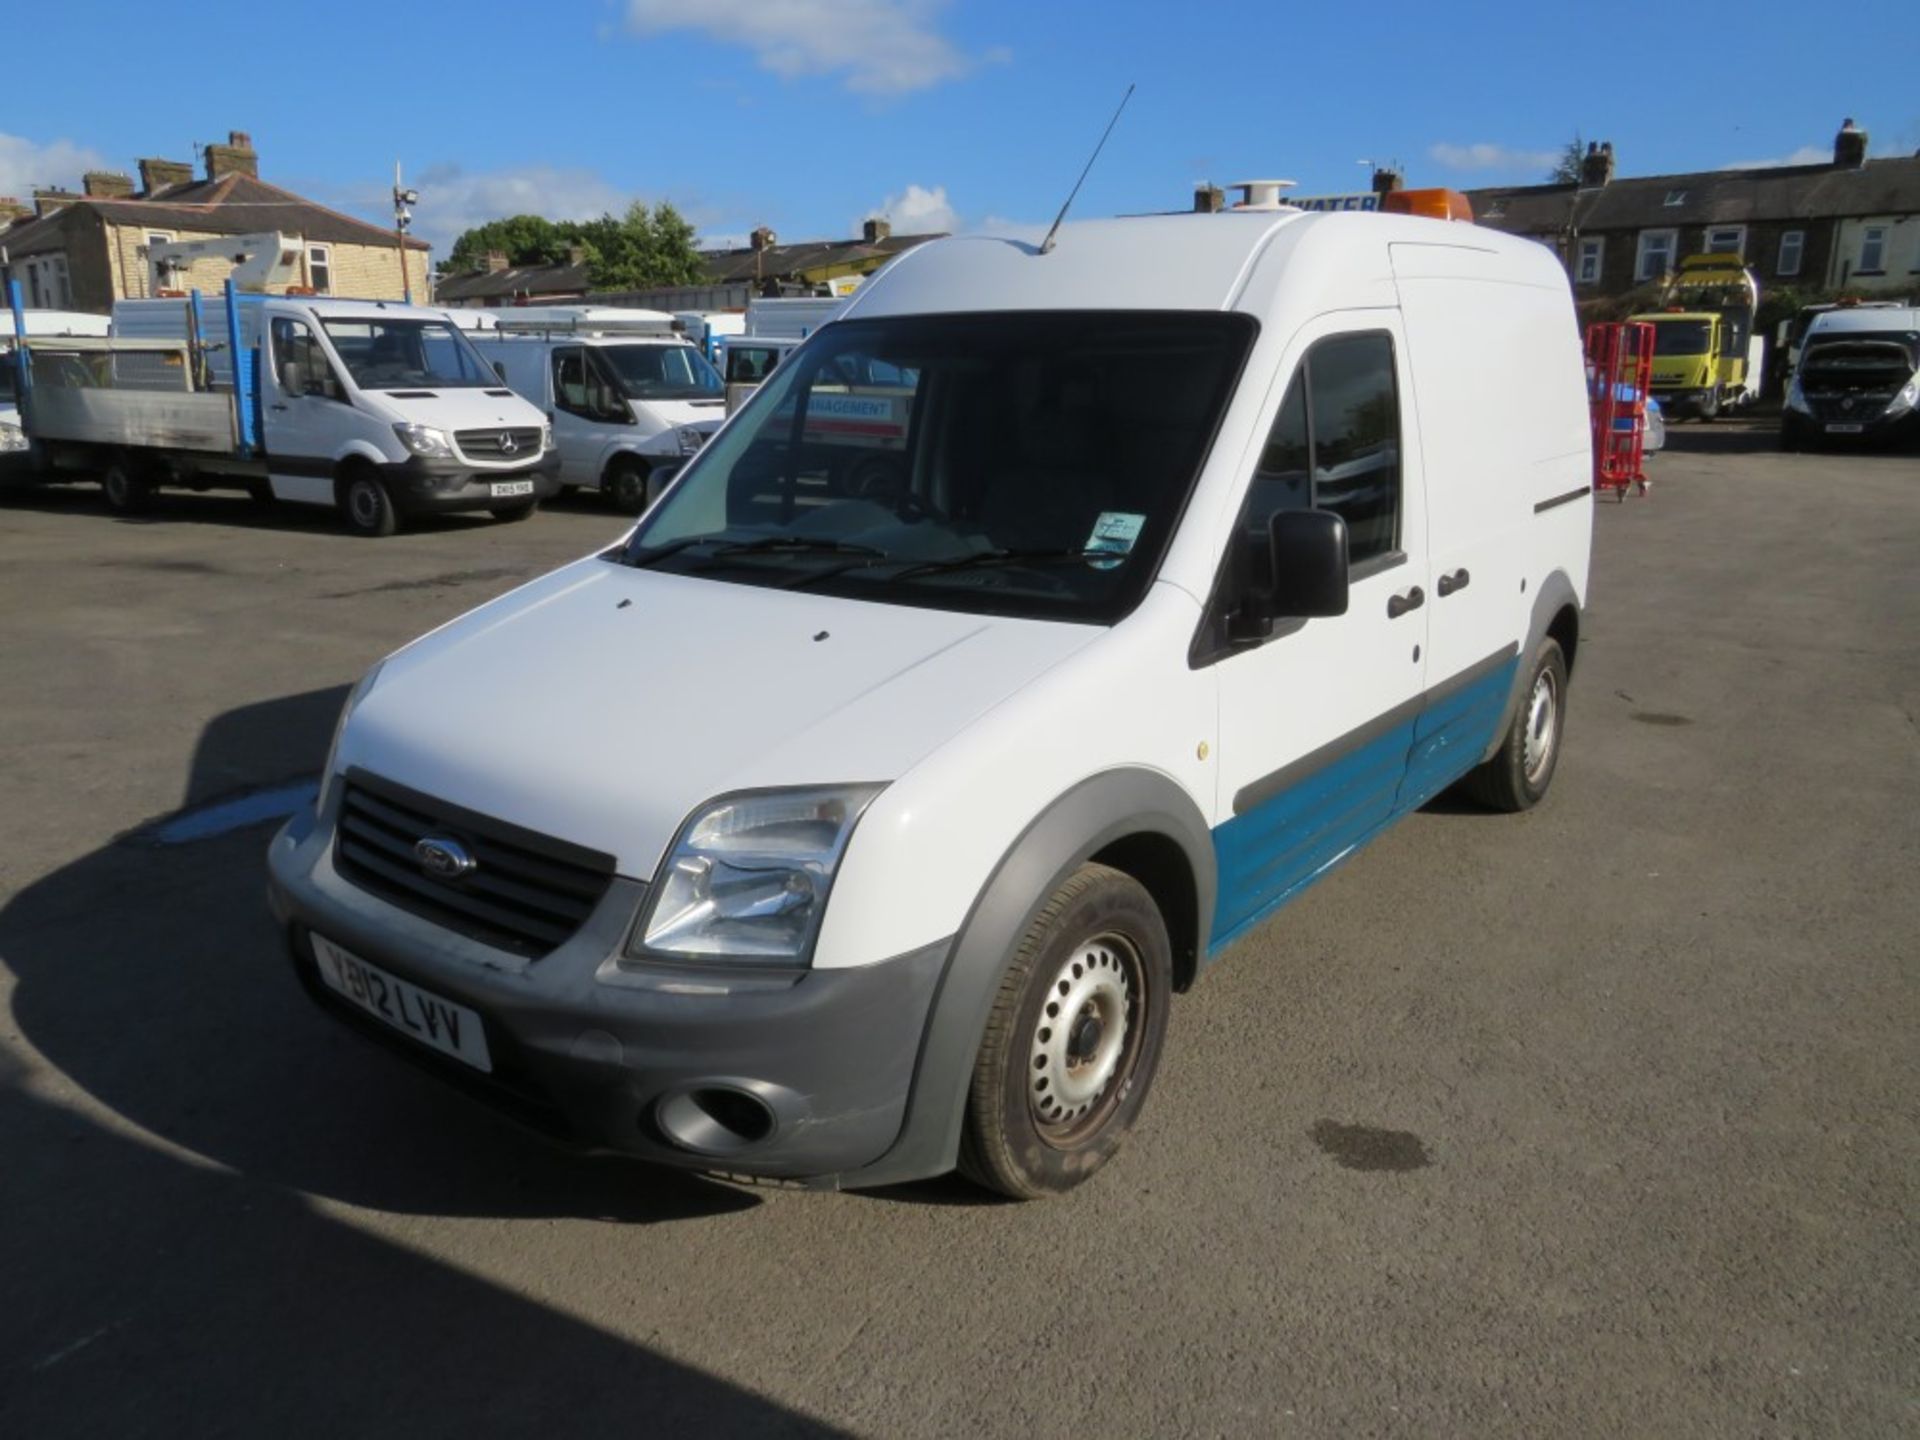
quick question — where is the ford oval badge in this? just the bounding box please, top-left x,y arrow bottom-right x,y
415,836 -> 476,881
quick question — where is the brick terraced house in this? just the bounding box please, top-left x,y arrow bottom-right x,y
0,131 -> 430,312
1466,121 -> 1920,300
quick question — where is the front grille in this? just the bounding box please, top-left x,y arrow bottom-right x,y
334,771 -> 616,958
455,427 -> 542,459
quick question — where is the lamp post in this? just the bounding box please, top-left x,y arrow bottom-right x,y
392,162 -> 419,304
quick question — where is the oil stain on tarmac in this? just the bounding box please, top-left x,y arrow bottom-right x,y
1309,1120 -> 1432,1172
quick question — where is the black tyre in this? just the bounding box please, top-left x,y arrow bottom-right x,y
958,863 -> 1172,1200
338,470 -> 398,538
557,483 -> 581,500
1462,638 -> 1569,813
100,461 -> 154,515
245,479 -> 276,506
605,459 -> 650,515
1698,390 -> 1720,422
489,499 -> 539,522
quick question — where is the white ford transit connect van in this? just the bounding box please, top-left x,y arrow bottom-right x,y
268,208 -> 1594,1198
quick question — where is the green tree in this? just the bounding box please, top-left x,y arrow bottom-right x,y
577,202 -> 704,292
441,214 -> 574,275
1548,133 -> 1586,185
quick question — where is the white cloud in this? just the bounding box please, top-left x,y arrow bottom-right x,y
409,162 -> 629,253
1723,144 -> 1829,170
1428,141 -> 1561,173
864,183 -> 959,234
0,132 -> 109,202
626,0 -> 982,95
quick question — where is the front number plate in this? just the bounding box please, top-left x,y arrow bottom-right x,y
1825,423 -> 1864,434
311,933 -> 493,1072
490,479 -> 535,498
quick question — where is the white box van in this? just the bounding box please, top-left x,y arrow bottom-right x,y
468,322 -> 726,513
268,209 -> 1593,1198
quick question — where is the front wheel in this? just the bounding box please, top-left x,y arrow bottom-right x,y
958,863 -> 1172,1200
605,460 -> 649,515
338,471 -> 398,538
101,462 -> 154,515
1462,638 -> 1568,812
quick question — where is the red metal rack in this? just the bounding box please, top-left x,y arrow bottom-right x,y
1585,321 -> 1655,500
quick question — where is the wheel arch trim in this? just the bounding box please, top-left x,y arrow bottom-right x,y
836,766 -> 1214,1189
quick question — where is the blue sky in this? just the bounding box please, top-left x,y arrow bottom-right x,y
3,0 -> 1910,258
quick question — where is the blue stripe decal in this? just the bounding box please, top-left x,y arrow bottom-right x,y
1399,658 -> 1517,812
1209,718 -> 1411,949
1206,655 -> 1518,955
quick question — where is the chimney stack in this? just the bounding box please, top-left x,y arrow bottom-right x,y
83,171 -> 136,199
139,157 -> 194,195
862,217 -> 891,243
1578,141 -> 1615,188
33,189 -> 77,218
1833,118 -> 1868,169
0,197 -> 30,225
566,243 -> 586,267
1193,182 -> 1225,213
484,250 -> 510,274
204,129 -> 259,181
1370,167 -> 1404,197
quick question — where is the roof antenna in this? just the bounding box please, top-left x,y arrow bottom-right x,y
1039,83 -> 1135,255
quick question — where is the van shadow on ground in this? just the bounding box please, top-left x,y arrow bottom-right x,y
1,684 -> 760,1223
0,686 -> 865,1434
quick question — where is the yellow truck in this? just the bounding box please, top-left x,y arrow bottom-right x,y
1632,255 -> 1763,420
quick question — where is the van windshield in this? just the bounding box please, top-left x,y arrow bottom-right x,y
321,318 -> 498,390
617,311 -> 1257,625
1652,320 -> 1714,355
599,342 -> 723,401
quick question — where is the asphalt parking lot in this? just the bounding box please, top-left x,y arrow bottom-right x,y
2,423 -> 1915,1438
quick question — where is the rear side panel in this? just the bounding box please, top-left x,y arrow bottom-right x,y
1388,242 -> 1591,802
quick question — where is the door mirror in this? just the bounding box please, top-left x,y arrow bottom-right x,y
280,361 -> 307,398
1227,509 -> 1350,642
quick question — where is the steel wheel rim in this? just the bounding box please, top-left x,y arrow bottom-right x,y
1522,667 -> 1559,785
105,470 -> 127,505
349,482 -> 380,527
1028,932 -> 1144,1145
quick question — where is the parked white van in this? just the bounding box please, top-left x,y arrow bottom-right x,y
468,319 -> 726,512
268,207 -> 1594,1198
1,309 -> 111,457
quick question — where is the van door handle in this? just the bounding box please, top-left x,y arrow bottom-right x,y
1436,568 -> 1470,597
1387,585 -> 1425,619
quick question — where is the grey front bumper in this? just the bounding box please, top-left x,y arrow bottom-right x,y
266,797 -> 948,1183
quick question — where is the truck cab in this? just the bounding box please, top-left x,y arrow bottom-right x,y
1632,255 -> 1762,419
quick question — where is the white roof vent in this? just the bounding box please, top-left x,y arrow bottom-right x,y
1227,179 -> 1299,211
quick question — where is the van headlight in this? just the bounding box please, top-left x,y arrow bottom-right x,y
316,661 -> 386,817
1888,377 -> 1920,417
677,426 -> 705,456
0,421 -> 27,453
1785,378 -> 1811,414
630,785 -> 883,964
541,422 -> 555,452
393,422 -> 455,458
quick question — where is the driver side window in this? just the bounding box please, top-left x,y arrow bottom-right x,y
552,348 -> 590,414
270,317 -> 342,401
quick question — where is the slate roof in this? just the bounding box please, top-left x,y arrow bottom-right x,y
435,260 -> 592,303
1468,155 -> 1920,238
434,231 -> 942,303
3,172 -> 429,252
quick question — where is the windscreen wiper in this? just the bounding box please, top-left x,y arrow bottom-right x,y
887,547 -> 1109,580
709,536 -> 891,559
